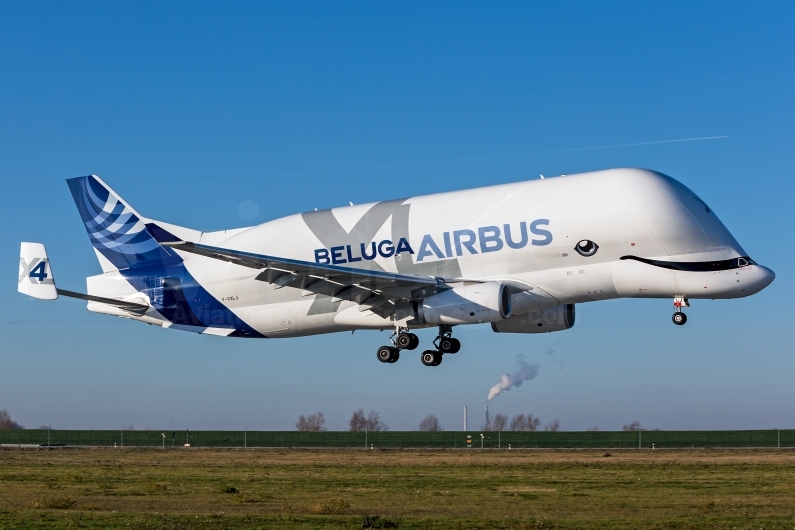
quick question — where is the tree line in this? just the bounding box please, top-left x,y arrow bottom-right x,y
481,413 -> 560,432
294,411 -> 564,432
295,409 -> 388,432
294,414 -> 662,433
0,406 -> 653,432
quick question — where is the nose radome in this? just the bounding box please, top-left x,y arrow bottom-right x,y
757,266 -> 776,290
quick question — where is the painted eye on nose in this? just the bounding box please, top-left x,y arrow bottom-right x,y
575,239 -> 599,257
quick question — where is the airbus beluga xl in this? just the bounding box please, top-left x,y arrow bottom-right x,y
18,168 -> 774,366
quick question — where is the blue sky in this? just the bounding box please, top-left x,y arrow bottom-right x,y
1,2 -> 792,432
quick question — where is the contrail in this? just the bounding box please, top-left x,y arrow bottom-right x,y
487,355 -> 540,402
162,135 -> 729,188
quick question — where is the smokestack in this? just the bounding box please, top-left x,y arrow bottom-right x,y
464,406 -> 467,431
485,405 -> 489,429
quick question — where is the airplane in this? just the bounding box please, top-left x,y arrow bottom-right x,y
18,168 -> 775,367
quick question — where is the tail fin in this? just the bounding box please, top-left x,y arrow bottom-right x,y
67,175 -> 181,271
18,242 -> 58,300
59,176 -> 261,337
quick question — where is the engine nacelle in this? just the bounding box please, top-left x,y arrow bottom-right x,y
417,282 -> 512,325
491,304 -> 575,334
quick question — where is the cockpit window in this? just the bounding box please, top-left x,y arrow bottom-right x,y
693,196 -> 711,213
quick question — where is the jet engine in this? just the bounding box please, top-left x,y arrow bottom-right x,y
491,304 -> 575,333
417,282 -> 512,325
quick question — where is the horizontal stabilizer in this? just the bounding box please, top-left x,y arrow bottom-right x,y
18,242 -> 57,300
18,242 -> 150,316
56,289 -> 150,316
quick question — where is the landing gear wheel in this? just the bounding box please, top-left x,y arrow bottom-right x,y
377,346 -> 398,363
434,324 -> 457,354
421,350 -> 441,367
388,351 -> 400,363
438,338 -> 460,353
397,332 -> 419,350
672,312 -> 687,326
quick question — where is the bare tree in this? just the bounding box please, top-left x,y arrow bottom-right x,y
365,410 -> 387,431
543,419 -> 560,432
418,414 -> 443,432
492,413 -> 508,431
509,413 -> 540,431
296,412 -> 327,432
509,414 -> 524,431
480,416 -> 492,431
0,409 -> 23,430
530,416 -> 541,431
586,426 -> 600,432
349,409 -> 388,431
350,409 -> 367,431
622,421 -> 643,431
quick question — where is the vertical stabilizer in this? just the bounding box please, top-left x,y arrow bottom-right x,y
66,175 -> 181,271
63,175 -> 262,337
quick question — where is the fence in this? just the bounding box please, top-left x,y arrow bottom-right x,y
1,429 -> 793,448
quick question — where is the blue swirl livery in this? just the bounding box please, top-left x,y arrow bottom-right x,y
67,175 -> 261,337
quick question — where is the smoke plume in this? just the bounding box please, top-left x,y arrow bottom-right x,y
486,355 -> 540,402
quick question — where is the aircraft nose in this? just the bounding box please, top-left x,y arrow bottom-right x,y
756,265 -> 776,290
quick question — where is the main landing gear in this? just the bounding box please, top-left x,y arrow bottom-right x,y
376,327 -> 419,364
420,350 -> 442,367
376,325 -> 463,366
672,296 -> 689,326
420,325 -> 461,367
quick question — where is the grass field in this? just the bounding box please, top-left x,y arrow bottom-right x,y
1,447 -> 795,529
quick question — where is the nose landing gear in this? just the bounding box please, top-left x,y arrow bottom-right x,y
672,296 -> 689,326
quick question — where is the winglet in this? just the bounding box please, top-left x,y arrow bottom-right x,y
18,242 -> 58,300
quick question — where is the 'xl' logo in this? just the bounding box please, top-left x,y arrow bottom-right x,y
19,257 -> 53,285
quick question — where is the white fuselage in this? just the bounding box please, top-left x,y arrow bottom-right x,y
86,168 -> 775,337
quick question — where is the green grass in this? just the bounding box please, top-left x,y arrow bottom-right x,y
1,447 -> 795,529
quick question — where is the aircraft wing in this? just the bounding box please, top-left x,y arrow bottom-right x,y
163,241 -> 446,312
